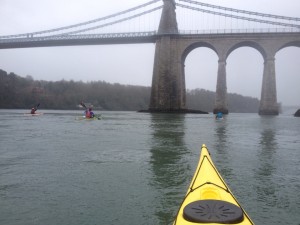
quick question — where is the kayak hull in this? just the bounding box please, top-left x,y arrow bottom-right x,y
24,113 -> 43,116
76,115 -> 101,120
173,144 -> 254,225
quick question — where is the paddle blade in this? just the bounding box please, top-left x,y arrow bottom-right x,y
35,103 -> 40,111
80,102 -> 87,109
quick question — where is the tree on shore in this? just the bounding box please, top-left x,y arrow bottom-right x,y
0,69 -> 259,112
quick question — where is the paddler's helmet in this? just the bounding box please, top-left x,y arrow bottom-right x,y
89,108 -> 92,111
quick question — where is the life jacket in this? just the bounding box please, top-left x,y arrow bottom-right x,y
85,111 -> 91,118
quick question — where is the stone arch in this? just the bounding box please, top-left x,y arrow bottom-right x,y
275,42 -> 300,106
180,41 -> 219,112
225,41 -> 265,96
182,41 -> 218,63
276,40 -> 300,53
224,41 -> 267,114
225,41 -> 278,115
225,41 -> 267,61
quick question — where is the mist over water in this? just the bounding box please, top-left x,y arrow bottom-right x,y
0,110 -> 299,225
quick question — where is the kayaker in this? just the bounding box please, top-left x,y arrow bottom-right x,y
30,107 -> 36,114
215,112 -> 223,119
30,103 -> 40,114
85,107 -> 95,118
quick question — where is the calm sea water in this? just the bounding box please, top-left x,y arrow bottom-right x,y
0,110 -> 299,225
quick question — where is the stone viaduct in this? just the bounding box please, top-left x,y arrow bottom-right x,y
149,0 -> 300,114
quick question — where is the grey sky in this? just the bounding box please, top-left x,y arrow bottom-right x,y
0,0 -> 300,106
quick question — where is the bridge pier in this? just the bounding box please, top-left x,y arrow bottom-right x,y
213,58 -> 228,114
149,0 -> 187,112
259,57 -> 279,115
149,36 -> 186,111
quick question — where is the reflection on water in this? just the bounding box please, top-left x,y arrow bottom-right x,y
214,119 -> 228,150
213,118 -> 233,179
149,114 -> 190,225
258,129 -> 277,176
257,128 -> 277,199
254,117 -> 279,222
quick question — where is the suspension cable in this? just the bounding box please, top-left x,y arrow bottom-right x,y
176,3 -> 300,29
0,0 -> 161,38
54,6 -> 163,36
179,0 -> 300,22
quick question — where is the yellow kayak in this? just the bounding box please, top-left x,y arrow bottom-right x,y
173,144 -> 254,225
76,115 -> 101,120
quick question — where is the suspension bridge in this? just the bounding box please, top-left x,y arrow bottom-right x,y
1,0 -> 300,115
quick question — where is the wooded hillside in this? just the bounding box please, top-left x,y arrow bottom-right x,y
0,69 -> 260,112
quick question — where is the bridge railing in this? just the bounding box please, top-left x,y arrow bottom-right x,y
1,28 -> 299,44
0,31 -> 157,43
179,27 -> 300,34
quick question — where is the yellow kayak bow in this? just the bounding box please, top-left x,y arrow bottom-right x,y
173,144 -> 254,225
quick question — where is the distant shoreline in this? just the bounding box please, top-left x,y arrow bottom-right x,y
138,108 -> 209,114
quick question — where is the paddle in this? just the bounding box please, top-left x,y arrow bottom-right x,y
34,103 -> 40,112
80,101 -> 87,109
95,115 -> 101,120
80,101 -> 90,118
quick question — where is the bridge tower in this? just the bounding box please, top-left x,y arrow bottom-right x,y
149,0 -> 186,112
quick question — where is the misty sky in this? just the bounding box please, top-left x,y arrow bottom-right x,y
0,0 -> 300,106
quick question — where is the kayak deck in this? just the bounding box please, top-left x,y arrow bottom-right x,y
173,144 -> 254,225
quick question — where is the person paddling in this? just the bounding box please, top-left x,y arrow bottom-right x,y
215,112 -> 223,119
30,103 -> 40,114
80,102 -> 95,119
85,107 -> 95,118
30,107 -> 36,114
